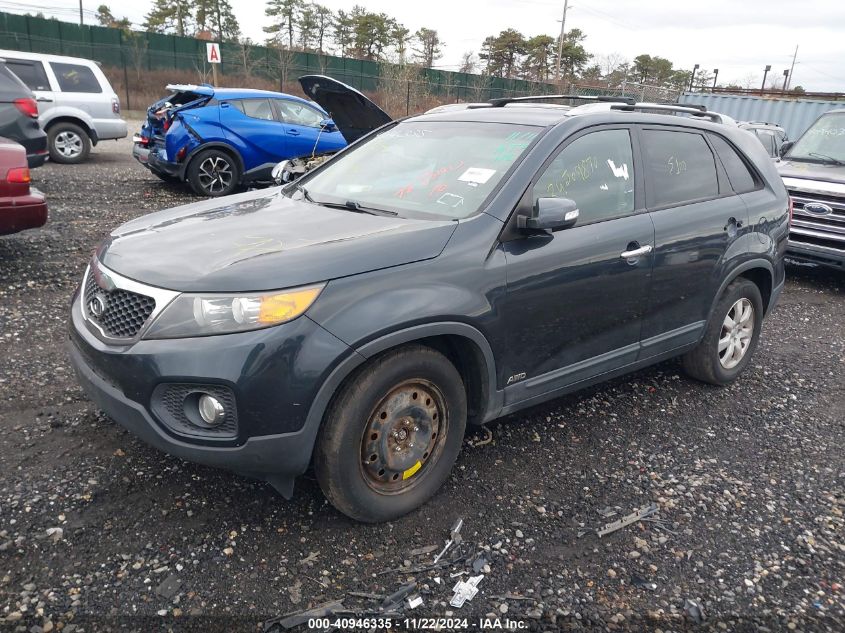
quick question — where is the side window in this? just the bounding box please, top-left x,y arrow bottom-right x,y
49,62 -> 102,93
239,98 -> 274,121
532,129 -> 635,224
5,59 -> 51,91
754,129 -> 776,156
641,129 -> 718,207
276,100 -> 325,128
709,134 -> 759,193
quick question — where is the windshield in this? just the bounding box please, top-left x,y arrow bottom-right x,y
787,112 -> 845,163
300,121 -> 541,219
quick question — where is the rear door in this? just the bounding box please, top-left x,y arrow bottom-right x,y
218,97 -> 287,171
2,58 -> 55,117
638,126 -> 750,357
500,126 -> 655,404
46,61 -> 105,119
273,98 -> 346,157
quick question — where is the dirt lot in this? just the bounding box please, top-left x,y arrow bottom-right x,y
0,130 -> 843,632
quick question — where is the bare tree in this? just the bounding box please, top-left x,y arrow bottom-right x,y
599,52 -> 626,77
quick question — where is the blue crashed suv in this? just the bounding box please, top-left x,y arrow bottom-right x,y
132,83 -> 347,196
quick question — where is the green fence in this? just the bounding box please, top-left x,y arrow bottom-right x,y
0,11 -> 562,108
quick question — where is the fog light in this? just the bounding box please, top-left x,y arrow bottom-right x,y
198,394 -> 226,426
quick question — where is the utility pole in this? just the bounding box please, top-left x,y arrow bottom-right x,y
712,68 -> 719,90
689,64 -> 699,91
555,0 -> 569,83
782,69 -> 789,92
786,45 -> 798,90
79,0 -> 83,25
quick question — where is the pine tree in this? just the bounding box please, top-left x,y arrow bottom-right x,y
143,0 -> 192,37
195,0 -> 240,41
264,0 -> 298,48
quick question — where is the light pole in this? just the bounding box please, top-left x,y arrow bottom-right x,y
782,69 -> 789,92
786,45 -> 798,91
79,0 -> 83,25
555,0 -> 570,83
761,64 -> 771,92
689,64 -> 699,91
712,68 -> 719,90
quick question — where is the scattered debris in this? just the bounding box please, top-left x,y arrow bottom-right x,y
471,553 -> 488,573
683,598 -> 706,624
473,425 -> 493,447
406,594 -> 423,609
433,577 -> 442,585
380,581 -> 418,613
155,574 -> 181,600
597,506 -> 618,518
263,600 -> 347,631
597,503 -> 659,537
450,574 -> 484,608
299,551 -> 320,565
45,527 -> 63,543
433,518 -> 464,563
490,593 -> 534,602
408,544 -> 439,557
630,574 -> 657,590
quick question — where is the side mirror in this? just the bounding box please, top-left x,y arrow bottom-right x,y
779,140 -> 794,158
517,197 -> 579,233
320,118 -> 337,132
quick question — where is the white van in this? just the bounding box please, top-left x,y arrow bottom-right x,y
0,50 -> 127,164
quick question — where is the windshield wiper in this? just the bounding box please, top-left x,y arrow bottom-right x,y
311,198 -> 398,216
807,152 -> 845,166
292,183 -> 315,203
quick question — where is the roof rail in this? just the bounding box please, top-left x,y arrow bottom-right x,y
486,94 -> 635,107
609,103 -> 724,123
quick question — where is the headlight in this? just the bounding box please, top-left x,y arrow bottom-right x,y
143,284 -> 325,339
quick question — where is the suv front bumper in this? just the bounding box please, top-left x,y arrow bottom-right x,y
67,289 -> 356,496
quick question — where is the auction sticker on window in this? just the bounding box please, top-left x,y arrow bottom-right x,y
458,167 -> 496,185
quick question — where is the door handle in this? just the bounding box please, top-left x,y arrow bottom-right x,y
620,244 -> 653,259
36,97 -> 53,102
287,129 -> 300,136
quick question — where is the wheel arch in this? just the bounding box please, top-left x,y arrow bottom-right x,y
45,116 -> 95,143
181,142 -> 245,181
713,259 -> 774,317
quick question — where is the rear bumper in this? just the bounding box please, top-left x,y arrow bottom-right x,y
19,130 -> 48,168
147,150 -> 181,177
132,141 -> 151,166
0,189 -> 48,235
93,118 -> 128,141
787,239 -> 845,270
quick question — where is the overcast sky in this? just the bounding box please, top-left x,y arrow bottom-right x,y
19,0 -> 845,92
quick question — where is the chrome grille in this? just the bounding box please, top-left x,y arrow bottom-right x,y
787,190 -> 845,254
84,270 -> 156,339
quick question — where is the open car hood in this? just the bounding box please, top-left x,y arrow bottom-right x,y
299,75 -> 392,143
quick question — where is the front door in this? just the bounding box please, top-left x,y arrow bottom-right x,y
500,127 -> 654,405
273,98 -> 347,157
219,97 -> 288,172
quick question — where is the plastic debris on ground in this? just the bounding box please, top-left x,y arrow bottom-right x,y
450,574 -> 484,608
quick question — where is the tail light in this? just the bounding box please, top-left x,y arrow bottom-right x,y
7,167 -> 31,184
112,97 -> 121,114
13,97 -> 38,118
788,196 -> 794,224
163,118 -> 172,131
176,145 -> 188,161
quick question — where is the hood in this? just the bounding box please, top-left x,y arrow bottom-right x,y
98,188 -> 457,293
299,75 -> 392,143
778,159 -> 845,187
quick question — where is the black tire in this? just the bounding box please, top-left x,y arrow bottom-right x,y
47,122 -> 91,164
186,148 -> 240,197
682,278 -> 764,385
314,345 -> 467,523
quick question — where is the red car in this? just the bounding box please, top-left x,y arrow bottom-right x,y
0,136 -> 47,235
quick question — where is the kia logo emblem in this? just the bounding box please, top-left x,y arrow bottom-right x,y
88,293 -> 107,318
803,202 -> 833,215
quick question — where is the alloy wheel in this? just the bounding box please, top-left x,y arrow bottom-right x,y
54,131 -> 83,158
718,297 -> 754,369
197,156 -> 233,194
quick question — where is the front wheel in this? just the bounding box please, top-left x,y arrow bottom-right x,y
314,346 -> 467,522
682,278 -> 764,385
186,149 -> 240,196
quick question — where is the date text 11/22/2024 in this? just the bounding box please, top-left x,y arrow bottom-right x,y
306,617 -> 530,629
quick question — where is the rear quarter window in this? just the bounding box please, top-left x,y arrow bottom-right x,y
709,134 -> 760,193
0,63 -> 30,93
50,62 -> 102,94
642,129 -> 719,208
4,59 -> 50,91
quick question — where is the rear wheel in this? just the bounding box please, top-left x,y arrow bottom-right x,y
186,149 -> 240,196
314,346 -> 467,522
47,122 -> 91,164
682,278 -> 763,385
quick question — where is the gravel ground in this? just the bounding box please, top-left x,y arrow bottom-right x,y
0,128 -> 843,632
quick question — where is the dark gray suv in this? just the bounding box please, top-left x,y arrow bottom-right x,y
68,97 -> 789,522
